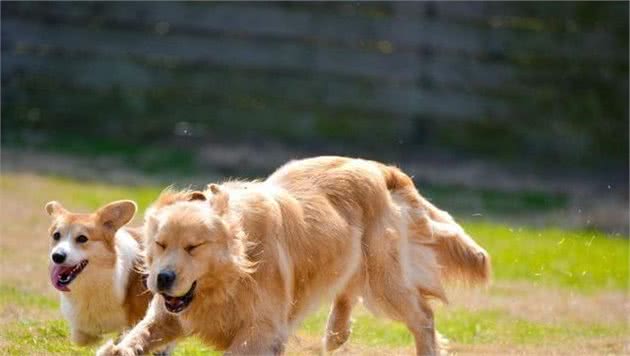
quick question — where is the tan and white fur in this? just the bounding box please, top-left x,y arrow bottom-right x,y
45,200 -> 173,353
97,156 -> 490,356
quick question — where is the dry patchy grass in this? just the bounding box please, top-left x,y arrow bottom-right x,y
1,172 -> 628,355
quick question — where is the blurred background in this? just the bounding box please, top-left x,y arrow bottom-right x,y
1,3 -> 629,355
2,2 -> 628,233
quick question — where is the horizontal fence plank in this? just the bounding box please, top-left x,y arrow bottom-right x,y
4,2 -> 624,62
291,2 -> 627,32
1,75 -> 405,143
4,18 -> 621,92
8,16 -> 617,98
0,18 -> 417,82
2,52 -> 510,120
431,1 -> 628,30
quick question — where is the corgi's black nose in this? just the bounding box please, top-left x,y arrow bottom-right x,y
52,252 -> 66,264
157,270 -> 176,291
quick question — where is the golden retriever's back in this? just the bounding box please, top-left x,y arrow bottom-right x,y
267,156 -> 393,222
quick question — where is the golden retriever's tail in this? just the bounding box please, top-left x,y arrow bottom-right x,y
419,202 -> 491,284
380,164 -> 491,285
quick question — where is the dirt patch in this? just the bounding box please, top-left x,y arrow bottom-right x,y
447,336 -> 630,355
445,282 -> 629,326
1,174 -> 62,297
285,334 -> 629,356
286,334 -> 422,356
0,303 -> 58,326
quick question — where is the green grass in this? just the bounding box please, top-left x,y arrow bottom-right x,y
422,184 -> 568,214
0,318 -> 218,356
434,309 -> 627,345
300,306 -> 627,347
5,133 -> 196,175
465,222 -> 629,291
0,285 -> 217,355
0,174 -> 164,213
2,289 -> 627,354
1,173 -> 628,354
0,286 -> 58,311
37,176 -> 165,213
2,319 -> 87,355
5,173 -> 624,292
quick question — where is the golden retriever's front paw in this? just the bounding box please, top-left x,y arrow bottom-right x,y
96,340 -> 139,356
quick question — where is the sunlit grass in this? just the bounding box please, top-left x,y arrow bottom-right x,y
0,286 -> 58,311
299,305 -> 628,347
2,319 -> 88,355
0,317 -> 218,356
465,222 -> 629,291
3,173 -> 626,291
2,285 -> 626,354
1,173 -> 628,353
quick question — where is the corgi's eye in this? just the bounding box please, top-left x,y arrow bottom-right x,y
76,235 -> 88,243
155,241 -> 166,249
53,232 -> 61,240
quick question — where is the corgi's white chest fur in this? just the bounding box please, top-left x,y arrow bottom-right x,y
60,229 -> 140,336
60,278 -> 127,335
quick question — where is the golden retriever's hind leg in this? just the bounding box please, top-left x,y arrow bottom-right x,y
417,296 -> 439,356
323,293 -> 358,352
377,290 -> 436,356
364,255 -> 437,355
383,292 -> 436,356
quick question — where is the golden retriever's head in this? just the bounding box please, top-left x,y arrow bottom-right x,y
144,187 -> 252,313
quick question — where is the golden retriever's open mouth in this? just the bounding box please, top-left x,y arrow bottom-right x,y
50,260 -> 88,292
162,281 -> 197,313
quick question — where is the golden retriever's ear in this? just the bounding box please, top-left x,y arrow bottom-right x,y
208,183 -> 220,194
45,201 -> 67,217
208,184 -> 228,215
185,191 -> 207,202
144,212 -> 159,243
97,200 -> 137,230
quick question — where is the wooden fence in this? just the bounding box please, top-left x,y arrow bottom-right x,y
2,2 -> 628,165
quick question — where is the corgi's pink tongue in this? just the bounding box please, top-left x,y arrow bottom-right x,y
50,265 -> 73,292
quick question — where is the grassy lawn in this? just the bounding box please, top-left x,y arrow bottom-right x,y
0,173 -> 628,355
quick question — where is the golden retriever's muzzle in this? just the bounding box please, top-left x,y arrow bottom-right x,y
156,268 -> 197,313
161,281 -> 197,313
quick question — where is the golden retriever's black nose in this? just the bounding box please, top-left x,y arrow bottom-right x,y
157,270 -> 176,291
52,252 -> 66,264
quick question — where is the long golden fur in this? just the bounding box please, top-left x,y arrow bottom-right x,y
97,156 -> 490,356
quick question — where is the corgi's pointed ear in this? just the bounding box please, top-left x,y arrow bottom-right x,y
45,201 -> 67,217
208,184 -> 228,215
97,200 -> 137,230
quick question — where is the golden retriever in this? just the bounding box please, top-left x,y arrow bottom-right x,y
97,156 -> 490,356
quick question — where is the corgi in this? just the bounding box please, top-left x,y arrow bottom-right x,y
44,200 -> 157,347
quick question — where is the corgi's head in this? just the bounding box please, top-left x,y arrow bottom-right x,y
44,200 -> 137,292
